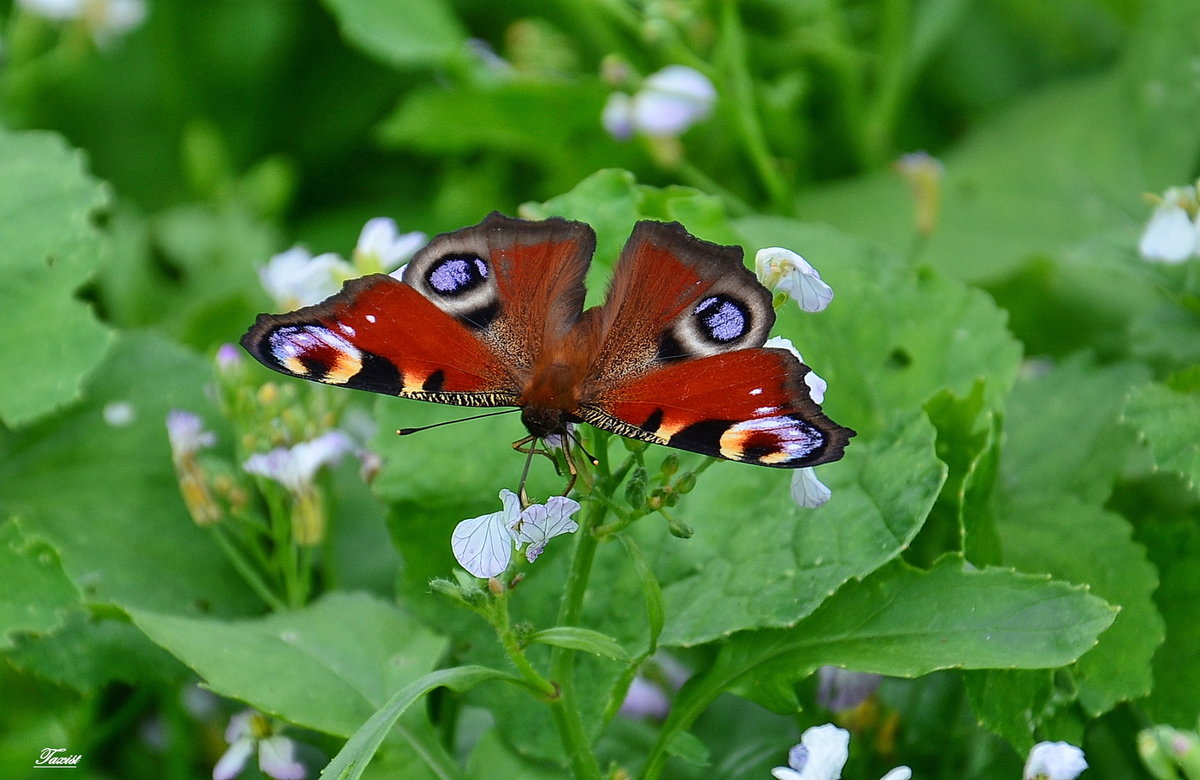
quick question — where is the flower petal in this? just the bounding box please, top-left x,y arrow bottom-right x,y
258,247 -> 352,309
1023,741 -> 1088,780
258,736 -> 307,780
602,92 -> 635,140
1139,203 -> 1197,263
212,737 -> 254,780
797,723 -> 850,780
791,467 -> 832,509
451,490 -> 522,578
880,768 -> 912,780
167,410 -> 216,462
354,217 -> 425,273
512,495 -> 581,563
633,65 -> 716,137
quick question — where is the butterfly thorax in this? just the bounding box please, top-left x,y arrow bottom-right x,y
518,350 -> 589,437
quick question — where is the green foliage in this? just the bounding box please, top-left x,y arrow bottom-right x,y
0,0 -> 1197,779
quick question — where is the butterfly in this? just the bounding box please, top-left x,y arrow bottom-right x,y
241,212 -> 855,472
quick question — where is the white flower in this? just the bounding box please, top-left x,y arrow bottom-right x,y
18,0 -> 146,45
603,65 -> 716,140
213,710 -> 306,780
451,490 -> 582,578
791,468 -> 832,509
756,247 -> 833,312
510,495 -> 580,562
772,724 -> 849,780
166,410 -> 216,463
242,431 -> 354,494
352,217 -> 425,276
771,725 -> 910,780
1024,741 -> 1088,780
763,336 -> 827,403
258,247 -> 352,310
451,489 -> 523,578
1138,186 -> 1199,263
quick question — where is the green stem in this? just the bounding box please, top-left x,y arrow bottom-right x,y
860,0 -> 910,166
210,525 -> 286,611
719,0 -> 792,214
492,590 -> 558,700
547,479 -> 610,779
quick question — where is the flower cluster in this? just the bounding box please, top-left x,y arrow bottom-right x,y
259,217 -> 425,309
1138,184 -> 1200,263
451,489 -> 581,578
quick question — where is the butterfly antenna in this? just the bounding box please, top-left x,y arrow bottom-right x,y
397,408 -> 519,436
567,428 -> 600,466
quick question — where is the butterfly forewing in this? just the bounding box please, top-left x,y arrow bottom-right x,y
241,274 -> 521,407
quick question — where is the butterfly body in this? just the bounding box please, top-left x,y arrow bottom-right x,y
242,213 -> 854,468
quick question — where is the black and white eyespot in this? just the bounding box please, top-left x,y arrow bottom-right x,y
426,253 -> 490,296
658,287 -> 771,361
405,243 -> 500,328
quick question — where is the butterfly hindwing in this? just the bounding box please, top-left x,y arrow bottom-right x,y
580,347 -> 854,467
241,274 -> 520,407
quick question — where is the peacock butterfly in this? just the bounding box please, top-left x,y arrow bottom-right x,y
240,213 -> 855,469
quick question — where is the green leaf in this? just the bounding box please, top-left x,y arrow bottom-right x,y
1123,383 -> 1200,493
0,332 -> 259,616
0,522 -> 78,649
527,627 -> 629,662
1002,357 -> 1149,505
0,129 -> 112,426
6,613 -> 185,692
320,665 -> 524,780
909,381 -> 1003,567
999,496 -> 1164,716
619,534 -> 664,655
650,408 -> 944,647
963,669 -> 1052,754
320,0 -> 467,68
130,592 -> 448,737
651,558 -> 1114,770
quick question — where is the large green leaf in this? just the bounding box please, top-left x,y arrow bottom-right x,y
130,592 -> 448,738
647,558 -> 1114,774
0,130 -> 112,426
0,332 -> 259,616
651,408 -> 944,647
